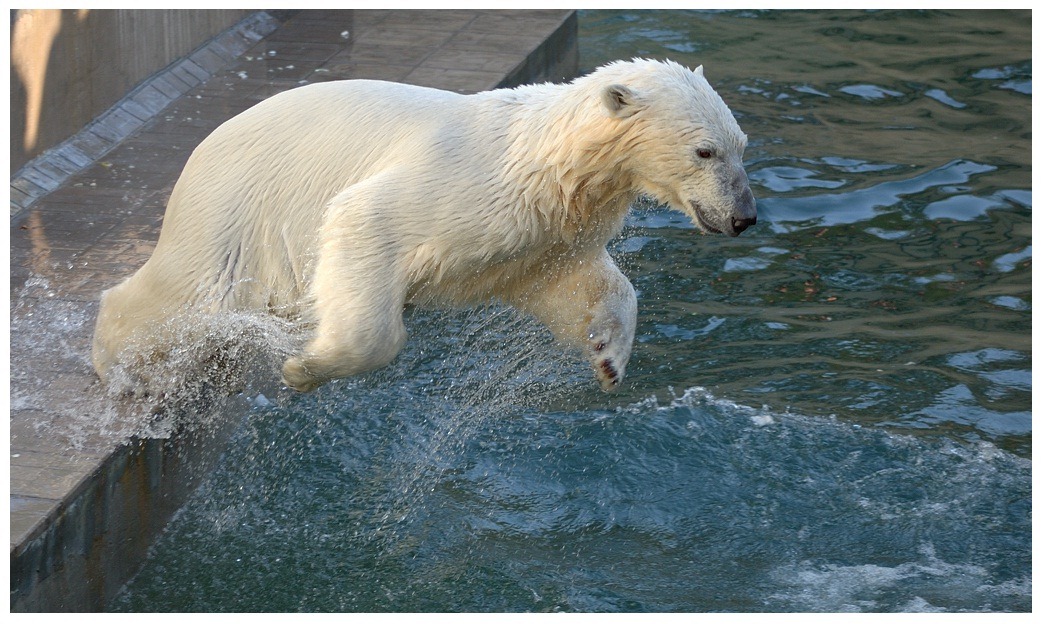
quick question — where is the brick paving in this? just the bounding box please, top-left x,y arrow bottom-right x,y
9,9 -> 576,610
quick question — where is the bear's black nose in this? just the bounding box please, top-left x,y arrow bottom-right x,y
730,215 -> 757,236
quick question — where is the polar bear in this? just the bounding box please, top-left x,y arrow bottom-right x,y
91,58 -> 756,395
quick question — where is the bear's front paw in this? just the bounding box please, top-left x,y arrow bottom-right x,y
588,334 -> 628,392
281,356 -> 323,392
594,355 -> 622,391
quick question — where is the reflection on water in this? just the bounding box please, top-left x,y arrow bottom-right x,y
111,10 -> 1030,613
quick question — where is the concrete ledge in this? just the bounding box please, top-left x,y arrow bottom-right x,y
11,397 -> 247,610
10,11 -> 284,216
9,9 -> 578,612
498,11 -> 578,88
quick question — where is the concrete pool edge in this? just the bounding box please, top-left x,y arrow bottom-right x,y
9,9 -> 578,612
9,11 -> 284,218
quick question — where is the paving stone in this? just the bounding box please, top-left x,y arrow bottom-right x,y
89,108 -> 143,145
189,46 -> 234,75
18,166 -> 62,194
11,409 -> 117,461
150,73 -> 194,99
10,185 -> 31,208
265,19 -> 358,44
11,173 -> 52,199
309,60 -> 417,84
10,496 -> 61,550
376,10 -> 478,32
353,24 -> 457,48
405,66 -> 506,93
420,47 -> 523,75
40,151 -> 87,178
65,130 -> 117,161
9,455 -> 98,502
253,41 -> 344,63
326,41 -> 430,66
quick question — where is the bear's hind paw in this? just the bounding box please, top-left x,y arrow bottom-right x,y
281,357 -> 323,392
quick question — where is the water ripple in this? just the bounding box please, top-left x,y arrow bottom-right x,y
757,159 -> 998,232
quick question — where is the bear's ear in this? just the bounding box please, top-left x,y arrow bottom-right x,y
602,84 -> 642,118
693,65 -> 704,76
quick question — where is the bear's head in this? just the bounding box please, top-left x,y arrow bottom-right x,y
600,59 -> 757,237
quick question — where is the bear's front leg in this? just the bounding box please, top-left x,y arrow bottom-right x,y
520,250 -> 638,391
282,185 -> 409,392
281,278 -> 408,392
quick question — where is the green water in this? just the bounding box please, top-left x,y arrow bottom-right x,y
110,10 -> 1030,612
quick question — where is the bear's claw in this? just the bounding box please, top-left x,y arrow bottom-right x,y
596,357 -> 621,391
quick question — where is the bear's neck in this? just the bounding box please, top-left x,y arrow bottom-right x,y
495,85 -> 639,246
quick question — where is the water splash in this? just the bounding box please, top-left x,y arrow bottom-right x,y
300,306 -> 590,556
10,272 -> 299,448
10,275 -> 148,448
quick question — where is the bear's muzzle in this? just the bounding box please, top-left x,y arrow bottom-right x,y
727,169 -> 758,237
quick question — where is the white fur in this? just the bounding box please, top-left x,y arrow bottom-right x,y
92,58 -> 755,393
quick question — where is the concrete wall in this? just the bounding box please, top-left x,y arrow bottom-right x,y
10,405 -> 249,611
497,11 -> 578,90
10,9 -> 250,172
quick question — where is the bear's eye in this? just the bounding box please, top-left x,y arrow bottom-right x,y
696,147 -> 715,159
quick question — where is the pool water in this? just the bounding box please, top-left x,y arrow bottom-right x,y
110,10 -> 1031,612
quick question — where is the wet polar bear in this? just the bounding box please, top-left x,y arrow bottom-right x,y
92,58 -> 756,394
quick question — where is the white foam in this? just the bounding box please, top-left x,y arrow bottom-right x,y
770,544 -> 995,612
